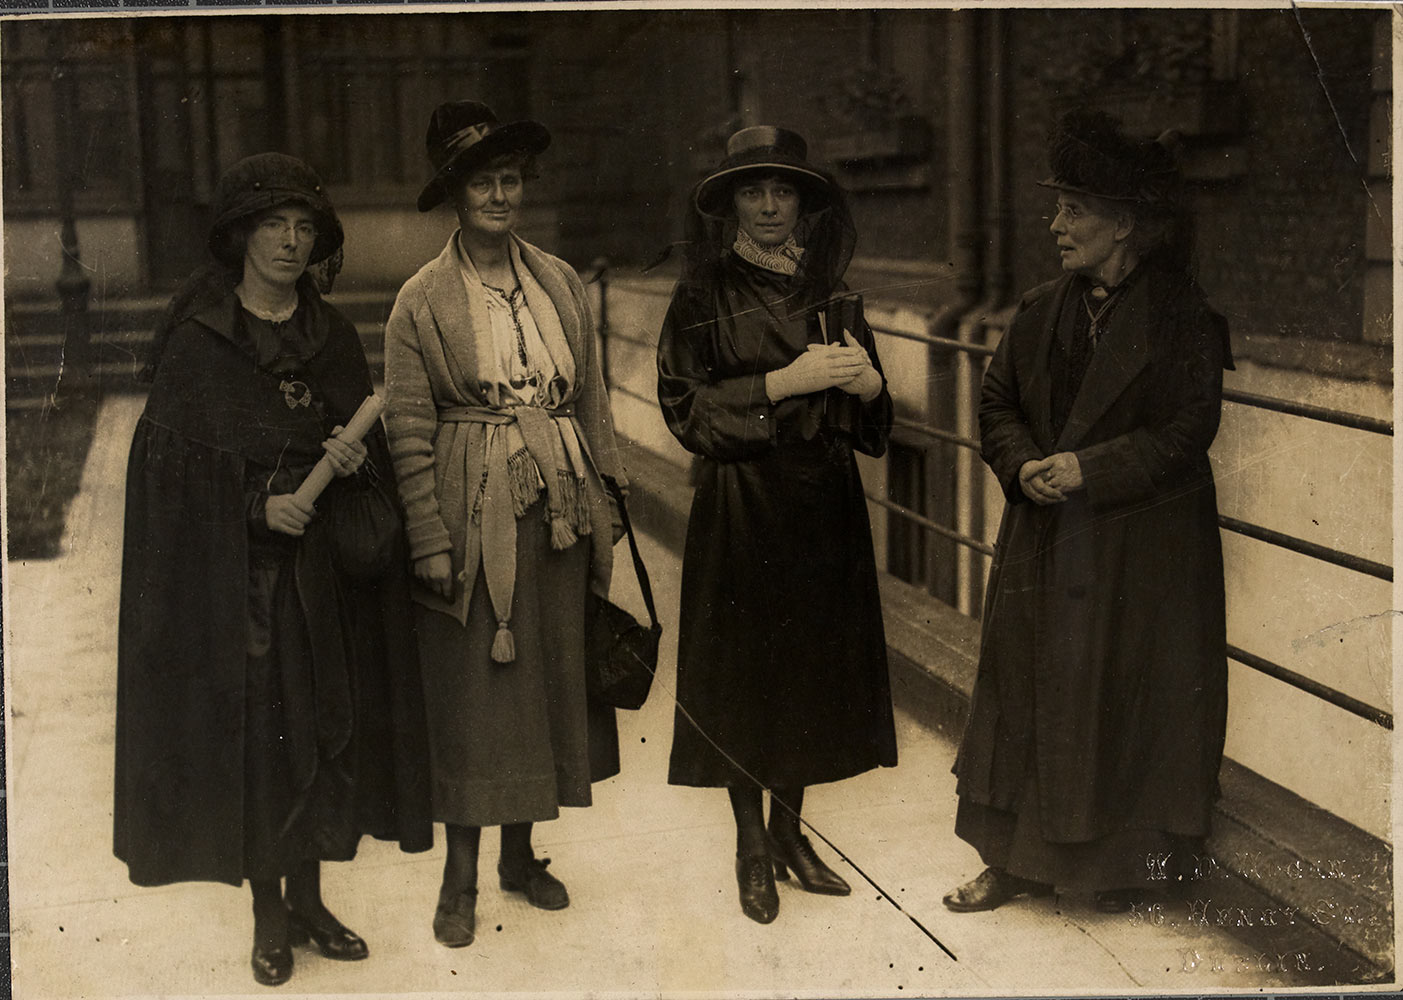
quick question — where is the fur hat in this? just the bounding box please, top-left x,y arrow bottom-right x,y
207,153 -> 343,269
1039,109 -> 1181,210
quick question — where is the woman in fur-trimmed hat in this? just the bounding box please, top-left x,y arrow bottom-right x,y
115,153 -> 433,987
945,110 -> 1233,915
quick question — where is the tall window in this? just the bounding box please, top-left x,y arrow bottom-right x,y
286,15 -> 532,203
1,22 -> 137,214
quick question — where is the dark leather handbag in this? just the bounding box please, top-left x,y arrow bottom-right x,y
586,477 -> 661,710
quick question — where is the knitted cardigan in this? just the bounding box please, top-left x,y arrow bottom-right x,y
384,231 -> 625,652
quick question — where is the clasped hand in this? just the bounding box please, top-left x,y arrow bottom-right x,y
768,331 -> 881,402
1018,452 -> 1083,505
264,425 -> 368,536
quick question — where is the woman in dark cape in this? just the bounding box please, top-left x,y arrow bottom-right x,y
114,153 -> 432,987
657,126 -> 898,925
945,111 -> 1232,915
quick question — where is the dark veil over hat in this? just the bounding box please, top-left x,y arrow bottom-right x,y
1038,109 -> 1183,212
416,101 -> 551,212
679,125 -> 855,305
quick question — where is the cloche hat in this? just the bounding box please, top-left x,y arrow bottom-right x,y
1038,109 -> 1181,210
416,100 -> 551,212
207,153 -> 343,269
693,126 -> 835,218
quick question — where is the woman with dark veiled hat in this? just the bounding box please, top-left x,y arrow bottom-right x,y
115,153 -> 433,987
657,126 -> 898,925
383,101 -> 626,948
944,110 -> 1233,915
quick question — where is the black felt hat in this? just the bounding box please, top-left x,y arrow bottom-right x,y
693,126 -> 835,218
416,101 -> 551,212
1039,109 -> 1181,209
207,153 -> 343,269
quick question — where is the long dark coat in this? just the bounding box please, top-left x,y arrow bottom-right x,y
954,266 -> 1232,843
114,288 -> 433,887
658,255 -> 899,788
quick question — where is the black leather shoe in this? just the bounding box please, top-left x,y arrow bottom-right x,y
769,831 -> 851,896
499,857 -> 569,910
251,942 -> 293,987
942,867 -> 1054,913
1094,889 -> 1136,913
433,888 -> 478,948
736,852 -> 779,924
287,908 -> 369,961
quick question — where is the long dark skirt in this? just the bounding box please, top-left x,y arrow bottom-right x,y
954,762 -> 1203,892
416,502 -> 619,827
242,551 -> 359,879
668,435 -> 898,789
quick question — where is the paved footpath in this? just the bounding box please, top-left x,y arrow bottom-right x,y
5,394 -> 1357,998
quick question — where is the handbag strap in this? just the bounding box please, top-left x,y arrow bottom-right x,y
602,476 -> 659,629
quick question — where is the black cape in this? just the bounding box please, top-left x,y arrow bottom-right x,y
114,288 -> 433,887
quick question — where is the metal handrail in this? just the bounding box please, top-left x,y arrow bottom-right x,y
1218,515 -> 1391,582
893,414 -> 981,452
596,265 -> 1395,728
598,329 -> 656,352
866,494 -> 995,556
879,325 -> 998,357
1222,388 -> 1393,436
1227,644 -> 1392,730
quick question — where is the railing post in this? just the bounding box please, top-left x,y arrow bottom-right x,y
591,256 -> 611,389
49,24 -> 92,390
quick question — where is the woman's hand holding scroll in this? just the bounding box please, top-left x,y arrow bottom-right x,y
266,493 -> 317,536
322,424 -> 368,478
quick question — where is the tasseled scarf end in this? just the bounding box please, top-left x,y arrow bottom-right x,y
550,515 -> 578,550
491,620 -> 516,663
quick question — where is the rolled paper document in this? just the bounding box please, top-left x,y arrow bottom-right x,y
292,393 -> 386,505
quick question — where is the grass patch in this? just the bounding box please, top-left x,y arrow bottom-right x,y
6,390 -> 103,561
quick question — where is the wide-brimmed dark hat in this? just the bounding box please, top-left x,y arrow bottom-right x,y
416,101 -> 551,212
1038,109 -> 1180,209
207,153 -> 343,269
694,126 -> 834,218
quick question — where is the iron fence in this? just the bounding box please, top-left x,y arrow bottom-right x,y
593,267 -> 1394,731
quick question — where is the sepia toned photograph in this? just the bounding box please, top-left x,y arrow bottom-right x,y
1,2 -> 1396,996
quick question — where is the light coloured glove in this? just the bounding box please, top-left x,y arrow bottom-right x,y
835,331 -> 883,402
765,344 -> 867,402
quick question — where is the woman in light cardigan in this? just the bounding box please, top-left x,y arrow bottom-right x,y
384,101 -> 625,949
